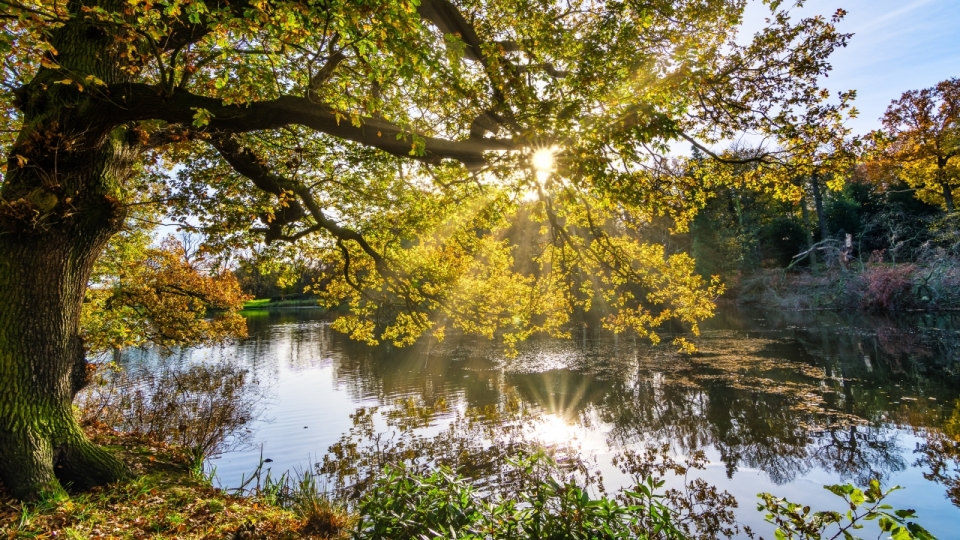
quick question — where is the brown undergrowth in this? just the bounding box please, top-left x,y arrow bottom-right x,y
0,423 -> 349,539
736,263 -> 960,311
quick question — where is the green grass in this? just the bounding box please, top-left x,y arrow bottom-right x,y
241,298 -> 325,310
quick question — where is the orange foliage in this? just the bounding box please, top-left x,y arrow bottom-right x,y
82,236 -> 251,354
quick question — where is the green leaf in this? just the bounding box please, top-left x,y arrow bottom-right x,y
849,488 -> 865,507
891,527 -> 912,540
191,107 -> 214,127
907,522 -> 938,540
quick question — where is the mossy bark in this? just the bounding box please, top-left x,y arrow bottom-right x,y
0,0 -> 136,500
0,234 -> 130,499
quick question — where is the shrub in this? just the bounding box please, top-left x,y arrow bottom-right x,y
758,479 -> 936,540
76,360 -> 263,467
353,454 -> 685,540
859,265 -> 917,311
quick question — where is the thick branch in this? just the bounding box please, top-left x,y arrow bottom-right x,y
416,0 -> 522,134
210,135 -> 294,197
210,135 -> 393,275
309,51 -> 346,91
106,84 -> 513,170
416,0 -> 485,62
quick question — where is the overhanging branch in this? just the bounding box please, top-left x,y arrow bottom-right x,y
106,84 -> 515,170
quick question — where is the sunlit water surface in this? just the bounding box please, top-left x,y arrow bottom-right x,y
119,307 -> 960,538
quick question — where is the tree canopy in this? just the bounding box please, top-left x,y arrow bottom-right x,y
878,78 -> 960,212
82,232 -> 249,356
1,0 -> 853,352
0,0 -> 856,498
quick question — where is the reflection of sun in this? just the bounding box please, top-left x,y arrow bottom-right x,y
520,368 -> 596,448
532,413 -> 580,447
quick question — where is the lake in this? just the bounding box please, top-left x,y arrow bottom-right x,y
118,306 -> 960,538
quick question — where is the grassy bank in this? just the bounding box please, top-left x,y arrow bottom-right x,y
0,425 -> 342,539
241,298 -> 324,310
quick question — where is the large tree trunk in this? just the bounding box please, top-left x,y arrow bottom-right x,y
0,0 -> 137,499
0,232 -> 128,499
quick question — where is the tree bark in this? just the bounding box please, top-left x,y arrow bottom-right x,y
0,1 -> 135,499
0,232 -> 129,499
941,181 -> 955,213
811,173 -> 829,242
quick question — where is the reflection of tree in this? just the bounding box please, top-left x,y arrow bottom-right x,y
488,348 -> 908,488
233,308 -> 960,504
599,373 -> 819,486
317,393 -> 591,502
806,379 -> 906,485
604,372 -> 905,484
732,308 -> 960,378
535,324 -> 918,486
808,425 -> 905,485
915,400 -> 960,506
917,435 -> 960,506
705,383 -> 814,484
327,306 -> 950,488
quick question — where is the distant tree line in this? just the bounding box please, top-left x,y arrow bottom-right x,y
684,78 -> 960,290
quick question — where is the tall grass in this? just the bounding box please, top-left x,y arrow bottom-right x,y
230,452 -> 351,538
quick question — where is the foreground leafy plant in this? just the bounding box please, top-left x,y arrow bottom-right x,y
353,454 -> 685,540
757,479 -> 936,540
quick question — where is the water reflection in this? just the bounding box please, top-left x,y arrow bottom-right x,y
123,307 -> 960,535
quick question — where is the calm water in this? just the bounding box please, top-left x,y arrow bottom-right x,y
120,306 -> 960,538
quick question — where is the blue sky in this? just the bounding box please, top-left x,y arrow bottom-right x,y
741,0 -> 960,135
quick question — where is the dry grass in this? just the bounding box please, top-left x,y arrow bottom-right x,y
0,424 -> 347,539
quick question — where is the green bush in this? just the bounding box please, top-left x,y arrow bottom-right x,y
351,464 -> 940,540
758,480 -> 936,540
353,454 -> 684,540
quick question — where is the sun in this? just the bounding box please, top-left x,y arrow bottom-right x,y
531,147 -> 557,174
